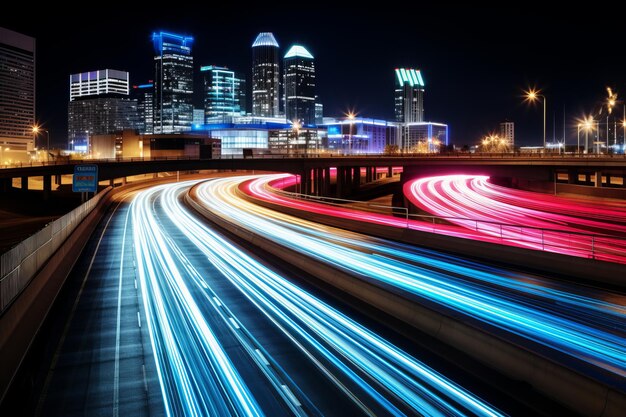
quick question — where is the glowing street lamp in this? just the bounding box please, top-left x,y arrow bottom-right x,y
345,111 -> 356,154
32,125 -> 51,161
524,88 -> 547,150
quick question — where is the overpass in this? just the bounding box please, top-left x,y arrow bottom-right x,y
1,154 -> 626,199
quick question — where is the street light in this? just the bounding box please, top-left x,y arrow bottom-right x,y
524,88 -> 547,150
346,112 -> 356,155
32,125 -> 50,161
292,120 -> 301,156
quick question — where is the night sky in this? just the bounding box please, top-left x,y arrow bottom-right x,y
2,5 -> 624,147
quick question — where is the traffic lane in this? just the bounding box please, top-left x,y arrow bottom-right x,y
150,190 -> 385,416
39,200 -> 158,417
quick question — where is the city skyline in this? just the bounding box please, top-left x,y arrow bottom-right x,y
1,6 -> 625,147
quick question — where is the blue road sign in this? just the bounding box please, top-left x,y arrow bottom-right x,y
73,164 -> 98,192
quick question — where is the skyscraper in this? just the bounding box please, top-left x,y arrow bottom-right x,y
394,68 -> 424,123
252,32 -> 280,118
68,69 -> 138,145
201,65 -> 246,122
0,27 -> 35,158
500,120 -> 514,148
284,45 -> 316,126
152,31 -> 194,133
132,82 -> 154,134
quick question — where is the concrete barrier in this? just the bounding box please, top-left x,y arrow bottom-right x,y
186,185 -> 626,417
241,190 -> 626,291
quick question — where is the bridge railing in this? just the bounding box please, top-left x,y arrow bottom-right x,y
2,151 -> 626,169
0,187 -> 111,314
270,187 -> 626,263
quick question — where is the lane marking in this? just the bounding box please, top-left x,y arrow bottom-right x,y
280,384 -> 302,407
113,204 -> 131,417
35,199 -> 125,417
228,317 -> 240,329
137,311 -> 142,328
254,349 -> 270,366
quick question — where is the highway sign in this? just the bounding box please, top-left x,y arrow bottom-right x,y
73,164 -> 98,192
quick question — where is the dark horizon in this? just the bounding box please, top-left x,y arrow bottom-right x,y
2,5 -> 625,148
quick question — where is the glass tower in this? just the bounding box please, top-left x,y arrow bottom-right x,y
152,31 -> 194,133
68,69 -> 138,144
0,27 -> 35,153
284,45 -> 316,126
394,68 -> 424,123
132,82 -> 154,134
201,65 -> 246,122
252,32 -> 280,118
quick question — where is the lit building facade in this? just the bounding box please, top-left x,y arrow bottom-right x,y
70,69 -> 128,100
201,65 -> 246,122
199,119 -> 321,155
68,69 -> 138,144
402,122 -> 448,152
152,31 -> 194,133
315,102 -> 323,125
0,27 -> 35,160
68,95 -> 138,143
252,32 -> 280,117
323,117 -> 398,154
394,68 -> 424,123
284,45 -> 316,125
132,82 -> 153,134
500,120 -> 514,148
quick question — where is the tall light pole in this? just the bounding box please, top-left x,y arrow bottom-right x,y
292,120 -> 301,156
32,125 -> 50,161
577,123 -> 581,154
524,88 -> 546,151
347,112 -> 356,155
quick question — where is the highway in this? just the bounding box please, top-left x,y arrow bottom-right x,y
196,175 -> 626,389
404,175 -> 626,262
33,179 -> 508,417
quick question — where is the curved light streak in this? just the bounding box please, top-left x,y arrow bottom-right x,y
194,175 -> 626,384
404,175 -> 626,262
161,181 -> 503,416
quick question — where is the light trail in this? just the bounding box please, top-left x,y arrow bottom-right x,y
194,175 -> 626,385
132,187 -> 265,417
404,175 -> 626,262
132,182 -> 504,416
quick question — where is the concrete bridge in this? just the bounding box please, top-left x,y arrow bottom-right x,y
2,154 -> 626,199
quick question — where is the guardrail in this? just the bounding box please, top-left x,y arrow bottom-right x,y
271,187 -> 626,262
0,187 -> 111,314
2,151 -> 626,169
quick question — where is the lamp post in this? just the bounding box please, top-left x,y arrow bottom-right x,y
32,125 -> 50,161
524,88 -> 546,151
347,112 -> 356,155
292,120 -> 301,157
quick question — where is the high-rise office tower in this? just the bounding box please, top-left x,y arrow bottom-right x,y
201,65 -> 246,122
394,68 -> 424,123
284,45 -> 315,125
152,31 -> 194,133
252,32 -> 280,117
68,69 -> 138,144
0,27 -> 35,156
132,82 -> 154,134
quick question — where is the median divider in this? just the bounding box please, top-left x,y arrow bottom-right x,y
186,182 -> 625,417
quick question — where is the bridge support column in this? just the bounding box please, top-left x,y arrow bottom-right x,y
387,166 -> 393,178
365,166 -> 372,183
54,174 -> 61,185
43,175 -> 51,200
109,179 -> 115,187
153,172 -> 158,179
352,166 -> 361,193
21,176 -> 28,190
300,170 -> 310,195
0,178 -> 11,192
324,168 -> 331,196
567,170 -> 577,184
122,177 -> 127,185
315,168 -> 324,195
594,171 -> 603,188
336,167 -> 345,198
